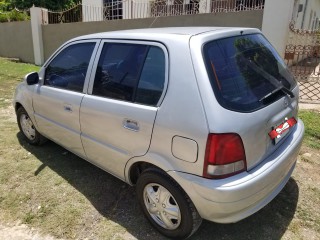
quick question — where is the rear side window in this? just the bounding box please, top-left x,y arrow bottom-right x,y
92,43 -> 166,106
45,42 -> 95,92
136,47 -> 166,105
203,34 -> 296,112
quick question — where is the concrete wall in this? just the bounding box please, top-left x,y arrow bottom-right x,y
43,10 -> 263,60
0,21 -> 34,63
262,0 -> 294,57
294,0 -> 320,30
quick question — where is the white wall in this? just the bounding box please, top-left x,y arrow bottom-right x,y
306,0 -> 320,30
82,0 -> 104,22
291,0 -> 320,30
262,0 -> 294,57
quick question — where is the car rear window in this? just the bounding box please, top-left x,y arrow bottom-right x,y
203,34 -> 296,112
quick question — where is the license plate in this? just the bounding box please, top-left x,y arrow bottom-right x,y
269,117 -> 297,144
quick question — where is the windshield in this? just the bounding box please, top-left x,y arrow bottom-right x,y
203,34 -> 296,112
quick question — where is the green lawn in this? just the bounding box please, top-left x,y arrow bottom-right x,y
0,58 -> 39,108
299,110 -> 320,149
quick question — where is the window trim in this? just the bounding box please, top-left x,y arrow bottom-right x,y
41,39 -> 101,94
87,40 -> 169,107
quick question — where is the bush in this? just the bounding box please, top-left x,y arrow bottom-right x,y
0,12 -> 8,22
8,9 -> 28,21
0,10 -> 29,23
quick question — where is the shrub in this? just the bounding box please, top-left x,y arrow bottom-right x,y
0,12 -> 8,22
0,10 -> 29,23
8,9 -> 28,21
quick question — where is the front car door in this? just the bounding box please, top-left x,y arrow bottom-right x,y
80,40 -> 168,179
33,40 -> 100,158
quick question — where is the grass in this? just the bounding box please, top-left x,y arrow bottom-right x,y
299,110 -> 320,149
0,58 -> 39,108
0,57 -> 319,239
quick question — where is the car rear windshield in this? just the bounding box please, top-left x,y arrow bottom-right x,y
203,34 -> 296,112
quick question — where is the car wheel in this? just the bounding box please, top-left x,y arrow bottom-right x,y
136,169 -> 202,239
17,107 -> 46,145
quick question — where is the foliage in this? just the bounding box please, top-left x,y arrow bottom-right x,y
9,9 -> 28,21
4,0 -> 78,11
0,0 -> 10,11
0,12 -> 9,22
0,9 -> 28,22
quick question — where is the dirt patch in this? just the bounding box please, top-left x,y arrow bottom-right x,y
0,105 -> 16,123
299,103 -> 320,112
0,223 -> 60,240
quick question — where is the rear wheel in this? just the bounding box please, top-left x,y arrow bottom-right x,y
17,107 -> 46,145
136,169 -> 202,239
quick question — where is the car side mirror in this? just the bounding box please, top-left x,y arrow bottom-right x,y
25,72 -> 39,85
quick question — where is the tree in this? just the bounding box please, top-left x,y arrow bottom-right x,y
5,0 -> 77,10
0,0 -> 10,11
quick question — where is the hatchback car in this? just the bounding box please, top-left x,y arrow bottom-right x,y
14,27 -> 304,239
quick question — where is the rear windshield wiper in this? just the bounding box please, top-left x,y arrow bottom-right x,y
259,85 -> 294,102
240,56 -> 295,101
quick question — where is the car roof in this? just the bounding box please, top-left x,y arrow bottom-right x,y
71,27 -> 259,42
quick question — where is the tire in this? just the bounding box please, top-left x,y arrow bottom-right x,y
136,169 -> 202,239
17,107 -> 46,145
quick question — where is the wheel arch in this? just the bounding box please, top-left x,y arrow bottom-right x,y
125,154 -> 176,185
15,102 -> 23,113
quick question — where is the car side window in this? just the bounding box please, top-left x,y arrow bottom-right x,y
93,43 -> 166,106
92,43 -> 149,102
45,42 -> 95,92
135,46 -> 166,106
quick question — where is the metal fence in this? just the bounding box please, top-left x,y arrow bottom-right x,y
284,22 -> 320,102
42,0 -> 265,24
44,4 -> 82,24
211,0 -> 264,13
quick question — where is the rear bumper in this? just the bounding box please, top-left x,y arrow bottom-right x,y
168,119 -> 304,223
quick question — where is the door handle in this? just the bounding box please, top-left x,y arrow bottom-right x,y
123,119 -> 139,132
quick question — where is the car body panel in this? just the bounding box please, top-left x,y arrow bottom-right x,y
167,119 -> 303,223
189,30 -> 299,171
33,86 -> 86,157
80,96 -> 158,179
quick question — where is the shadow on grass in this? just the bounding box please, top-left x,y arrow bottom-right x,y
18,133 -> 299,240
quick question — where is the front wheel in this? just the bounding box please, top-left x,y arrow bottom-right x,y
17,107 -> 46,145
136,169 -> 202,239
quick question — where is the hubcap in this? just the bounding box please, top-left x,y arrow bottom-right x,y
143,183 -> 181,230
20,113 -> 36,141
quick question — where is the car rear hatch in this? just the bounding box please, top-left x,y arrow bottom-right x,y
190,30 -> 299,171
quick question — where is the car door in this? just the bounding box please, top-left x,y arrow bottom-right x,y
33,40 -> 100,158
80,40 -> 168,179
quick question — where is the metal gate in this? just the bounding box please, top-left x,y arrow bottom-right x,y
284,23 -> 320,102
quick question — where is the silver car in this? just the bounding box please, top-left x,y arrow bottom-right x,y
14,27 -> 304,239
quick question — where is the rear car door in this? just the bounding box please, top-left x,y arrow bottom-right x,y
191,31 -> 299,172
80,41 -> 168,179
33,40 -> 99,157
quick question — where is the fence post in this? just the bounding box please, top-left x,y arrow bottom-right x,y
199,0 -> 210,14
123,0 -> 132,19
262,0 -> 294,57
30,6 -> 45,65
82,0 -> 104,22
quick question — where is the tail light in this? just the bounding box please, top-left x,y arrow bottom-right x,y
203,133 -> 247,179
